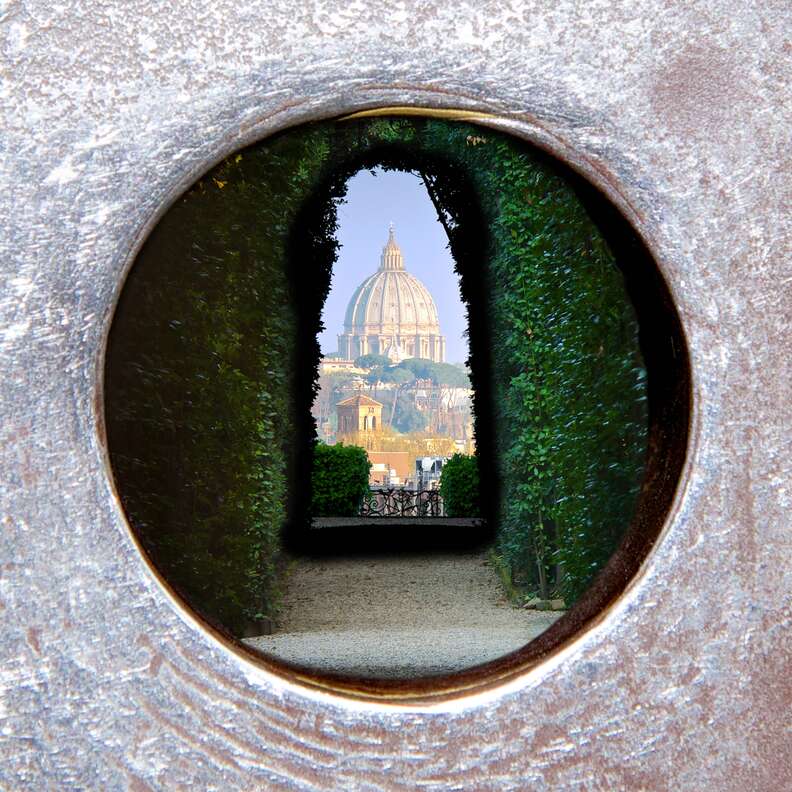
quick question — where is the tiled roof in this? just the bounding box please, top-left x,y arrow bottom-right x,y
336,394 -> 384,408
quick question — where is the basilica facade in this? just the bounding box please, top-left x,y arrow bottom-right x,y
336,225 -> 446,363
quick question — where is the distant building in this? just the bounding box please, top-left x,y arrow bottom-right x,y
416,456 -> 448,490
367,451 -> 413,487
319,358 -> 367,375
336,225 -> 446,363
336,393 -> 383,449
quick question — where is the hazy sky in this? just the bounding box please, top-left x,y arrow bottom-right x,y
318,168 -> 469,364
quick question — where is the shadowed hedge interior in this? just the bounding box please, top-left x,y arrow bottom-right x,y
105,116 -> 685,642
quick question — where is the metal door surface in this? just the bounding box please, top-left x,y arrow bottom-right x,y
0,2 -> 789,788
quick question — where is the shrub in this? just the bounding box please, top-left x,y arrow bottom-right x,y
355,353 -> 391,369
311,443 -> 371,517
439,454 -> 481,517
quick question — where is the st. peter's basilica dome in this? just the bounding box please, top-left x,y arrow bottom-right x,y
337,225 -> 446,363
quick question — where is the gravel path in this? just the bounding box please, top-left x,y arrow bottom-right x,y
246,552 -> 563,679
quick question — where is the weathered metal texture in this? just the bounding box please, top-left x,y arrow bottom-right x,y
1,1 -> 789,788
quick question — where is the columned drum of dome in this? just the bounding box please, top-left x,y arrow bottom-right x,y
337,224 -> 447,362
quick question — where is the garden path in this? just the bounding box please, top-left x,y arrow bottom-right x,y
245,552 -> 563,679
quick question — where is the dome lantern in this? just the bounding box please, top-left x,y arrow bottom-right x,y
379,223 -> 405,271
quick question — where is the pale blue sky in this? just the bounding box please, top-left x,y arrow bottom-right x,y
318,168 -> 469,364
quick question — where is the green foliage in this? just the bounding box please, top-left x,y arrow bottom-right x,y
398,358 -> 471,387
311,443 -> 371,517
355,353 -> 391,369
296,117 -> 647,604
439,454 -> 481,517
392,401 -> 427,434
443,126 -> 648,602
106,113 -> 647,634
105,129 -> 336,634
373,365 -> 415,385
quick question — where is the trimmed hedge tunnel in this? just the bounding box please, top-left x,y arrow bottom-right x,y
105,114 -> 688,656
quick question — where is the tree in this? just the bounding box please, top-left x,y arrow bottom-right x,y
106,128 -> 338,634
354,353 -> 391,369
107,113 -> 647,635
393,401 -> 427,434
398,358 -> 471,388
372,366 -> 414,385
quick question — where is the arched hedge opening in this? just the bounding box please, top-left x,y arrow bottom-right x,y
105,115 -> 687,640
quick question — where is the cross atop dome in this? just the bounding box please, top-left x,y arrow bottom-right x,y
380,223 -> 405,271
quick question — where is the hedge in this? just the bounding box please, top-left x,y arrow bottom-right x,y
310,443 -> 371,517
287,118 -> 647,604
105,127 -> 337,634
439,454 -> 481,518
106,115 -> 649,634
293,117 -> 648,604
